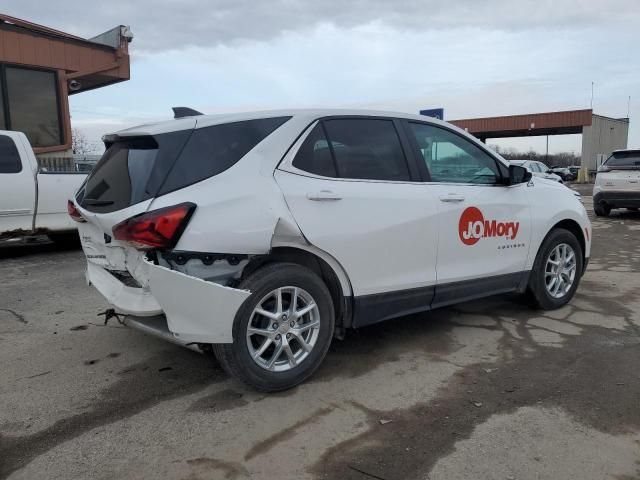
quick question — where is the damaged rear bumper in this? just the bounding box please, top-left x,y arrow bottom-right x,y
86,259 -> 251,344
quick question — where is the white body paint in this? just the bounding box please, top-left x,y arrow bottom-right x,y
0,130 -> 87,237
74,109 -> 591,344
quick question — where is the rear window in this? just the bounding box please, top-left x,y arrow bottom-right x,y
159,116 -> 290,194
0,135 -> 21,173
605,152 -> 640,168
78,137 -> 161,212
78,116 -> 290,213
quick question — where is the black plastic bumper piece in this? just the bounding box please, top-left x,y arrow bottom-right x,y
594,191 -> 640,209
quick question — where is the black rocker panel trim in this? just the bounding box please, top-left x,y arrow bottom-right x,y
350,271 -> 529,328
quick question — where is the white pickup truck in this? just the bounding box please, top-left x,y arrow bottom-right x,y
0,130 -> 88,243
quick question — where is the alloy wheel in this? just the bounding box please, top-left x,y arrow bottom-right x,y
246,286 -> 321,372
544,243 -> 577,299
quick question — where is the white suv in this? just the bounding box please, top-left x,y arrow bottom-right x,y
509,160 -> 564,183
72,109 -> 591,391
593,149 -> 640,216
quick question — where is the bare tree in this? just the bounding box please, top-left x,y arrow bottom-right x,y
489,145 -> 580,167
71,128 -> 92,155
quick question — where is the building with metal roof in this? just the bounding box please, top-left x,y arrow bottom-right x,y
450,109 -> 629,172
0,14 -> 132,157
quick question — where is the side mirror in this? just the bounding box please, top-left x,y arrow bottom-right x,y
508,164 -> 532,185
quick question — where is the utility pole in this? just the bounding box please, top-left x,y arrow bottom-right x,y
545,135 -> 549,164
590,81 -> 594,110
628,96 -> 631,118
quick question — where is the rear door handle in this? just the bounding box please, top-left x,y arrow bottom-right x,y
439,194 -> 465,203
306,191 -> 342,201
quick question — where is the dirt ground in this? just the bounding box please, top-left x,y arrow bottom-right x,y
1,185 -> 639,480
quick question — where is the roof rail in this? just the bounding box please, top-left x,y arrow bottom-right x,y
172,107 -> 203,119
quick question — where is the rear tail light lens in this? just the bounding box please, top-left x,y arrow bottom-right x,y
112,202 -> 196,250
67,200 -> 86,223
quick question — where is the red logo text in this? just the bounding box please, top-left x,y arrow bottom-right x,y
458,207 -> 520,246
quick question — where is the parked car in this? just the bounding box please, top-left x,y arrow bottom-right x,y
568,165 -> 581,176
72,109 -> 592,391
509,160 -> 563,183
550,166 -> 576,181
593,149 -> 640,216
0,130 -> 88,243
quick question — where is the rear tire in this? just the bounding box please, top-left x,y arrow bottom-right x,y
593,203 -> 610,217
213,263 -> 334,392
527,228 -> 583,310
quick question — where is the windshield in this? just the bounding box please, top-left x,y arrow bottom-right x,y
604,151 -> 640,169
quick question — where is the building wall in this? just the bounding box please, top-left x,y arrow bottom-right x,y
581,115 -> 629,171
0,16 -> 130,156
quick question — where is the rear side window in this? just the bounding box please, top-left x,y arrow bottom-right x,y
159,116 -> 291,194
78,117 -> 290,213
291,124 -> 337,178
324,119 -> 410,181
0,135 -> 21,173
292,118 -> 410,181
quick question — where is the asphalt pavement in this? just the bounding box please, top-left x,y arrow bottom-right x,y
1,185 -> 639,480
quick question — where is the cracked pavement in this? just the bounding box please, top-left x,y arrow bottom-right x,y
1,185 -> 639,480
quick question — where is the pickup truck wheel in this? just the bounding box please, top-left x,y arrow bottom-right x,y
213,263 -> 334,392
527,228 -> 583,310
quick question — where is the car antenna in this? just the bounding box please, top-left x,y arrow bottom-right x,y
172,107 -> 204,119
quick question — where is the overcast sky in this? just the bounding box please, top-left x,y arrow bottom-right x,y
4,0 -> 639,154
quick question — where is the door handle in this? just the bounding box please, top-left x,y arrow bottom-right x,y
306,191 -> 342,201
439,194 -> 465,203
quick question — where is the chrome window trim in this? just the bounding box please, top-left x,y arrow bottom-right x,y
277,117 -> 513,188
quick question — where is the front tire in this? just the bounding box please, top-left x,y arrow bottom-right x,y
213,263 -> 335,392
527,228 -> 583,310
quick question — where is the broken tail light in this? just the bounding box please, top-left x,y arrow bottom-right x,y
112,202 -> 196,250
67,200 -> 86,223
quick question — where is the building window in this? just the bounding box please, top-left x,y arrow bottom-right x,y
0,65 -> 63,148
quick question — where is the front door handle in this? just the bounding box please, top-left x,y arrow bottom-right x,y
306,191 -> 342,201
439,194 -> 465,203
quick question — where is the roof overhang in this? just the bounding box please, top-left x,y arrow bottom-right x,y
0,14 -> 131,94
450,109 -> 594,139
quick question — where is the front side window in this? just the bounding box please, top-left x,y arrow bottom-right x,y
0,135 -> 21,173
4,66 -> 62,148
409,122 -> 503,184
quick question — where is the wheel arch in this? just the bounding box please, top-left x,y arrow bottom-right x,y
548,219 -> 587,272
241,246 -> 353,333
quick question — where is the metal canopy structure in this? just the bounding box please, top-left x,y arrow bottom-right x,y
450,109 -> 593,142
450,109 -> 629,171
